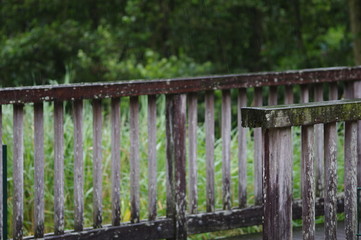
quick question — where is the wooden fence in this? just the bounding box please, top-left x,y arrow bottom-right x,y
0,66 -> 360,239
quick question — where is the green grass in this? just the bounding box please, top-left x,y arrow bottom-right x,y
1,92 -> 348,239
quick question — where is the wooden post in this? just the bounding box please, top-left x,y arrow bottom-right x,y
263,127 -> 293,240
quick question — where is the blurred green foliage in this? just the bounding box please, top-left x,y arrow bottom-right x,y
0,0 -> 354,87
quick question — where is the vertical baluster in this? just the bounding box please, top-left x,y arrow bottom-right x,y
148,95 -> 157,220
130,97 -> 140,223
54,101 -> 64,235
222,90 -> 231,210
173,94 -> 187,239
355,81 -> 361,187
13,105 -> 24,240
268,86 -> 277,105
0,106 -> 3,240
166,95 -> 175,218
301,124 -> 315,240
34,103 -> 45,237
111,98 -> 121,226
188,93 -> 198,214
300,85 -> 309,103
205,91 -> 215,212
237,88 -> 247,208
73,100 -> 84,231
314,84 -> 324,198
285,86 -> 294,104
253,87 -> 263,205
92,100 -> 102,228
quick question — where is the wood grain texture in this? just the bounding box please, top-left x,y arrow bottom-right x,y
237,88 -> 247,208
314,84 -> 324,198
253,87 -> 263,205
92,100 -> 103,228
188,93 -> 198,214
130,97 -> 140,223
355,81 -> 361,187
300,85 -> 309,103
13,104 -> 24,240
34,103 -> 45,237
73,100 -> 84,231
205,91 -> 215,212
344,121 -> 357,239
173,94 -> 187,240
301,125 -> 315,240
222,90 -> 231,210
324,122 -> 338,240
54,101 -> 65,235
284,86 -> 294,104
263,128 -> 293,240
0,106 -> 2,240
268,86 -> 277,105
147,95 -> 157,221
111,98 -> 121,226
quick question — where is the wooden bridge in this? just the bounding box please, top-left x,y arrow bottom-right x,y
0,66 -> 361,239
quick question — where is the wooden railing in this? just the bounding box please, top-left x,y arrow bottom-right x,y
242,99 -> 361,239
0,66 -> 360,239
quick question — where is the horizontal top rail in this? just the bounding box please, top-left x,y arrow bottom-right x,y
0,66 -> 360,104
241,99 -> 361,128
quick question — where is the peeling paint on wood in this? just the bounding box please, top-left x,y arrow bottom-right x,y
237,88 -> 247,208
253,87 -> 263,206
111,98 -> 121,226
92,100 -> 103,228
34,103 -> 45,237
205,91 -> 215,212
13,104 -> 24,240
54,101 -> 65,235
188,93 -> 198,214
222,90 -> 231,210
73,100 -> 84,231
130,97 -> 140,224
147,95 -> 157,221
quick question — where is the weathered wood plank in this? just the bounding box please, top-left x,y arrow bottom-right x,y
263,128 -> 293,240
92,100 -> 103,228
329,82 -> 338,101
314,84 -> 324,198
242,99 -> 361,128
268,86 -> 277,105
188,93 -> 198,214
1,67 -> 361,105
34,103 -> 45,237
237,88 -> 247,208
166,95 -> 175,219
130,97 -> 140,223
355,81 -> 361,187
0,106 -> 2,240
301,125 -> 315,240
13,104 -> 24,240
222,90 -> 231,210
324,122 -> 338,240
205,91 -> 215,212
284,86 -> 294,104
54,101 -> 65,235
173,94 -> 187,240
147,95 -> 157,221
73,100 -> 84,231
344,121 -> 357,239
110,98 -> 121,226
253,87 -> 263,205
300,85 -> 309,104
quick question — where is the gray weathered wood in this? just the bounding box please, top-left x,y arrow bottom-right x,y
188,93 -> 198,214
13,104 -> 24,240
242,99 -> 361,128
253,87 -> 263,205
205,91 -> 215,212
314,84 -> 324,198
285,86 -> 294,104
73,100 -> 84,231
263,127 -> 293,240
324,122 -> 338,240
34,103 -> 45,237
173,94 -> 187,240
147,95 -> 157,221
355,81 -> 361,187
237,88 -> 247,208
130,97 -> 140,223
329,82 -> 338,101
54,101 -> 65,235
344,121 -> 357,239
300,85 -> 309,104
0,106 -> 2,240
268,86 -> 277,105
301,125 -> 315,240
222,90 -> 231,210
92,100 -> 103,228
110,98 -> 121,226
166,95 -> 175,219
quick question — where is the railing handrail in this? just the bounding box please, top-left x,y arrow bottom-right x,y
0,66 -> 360,105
